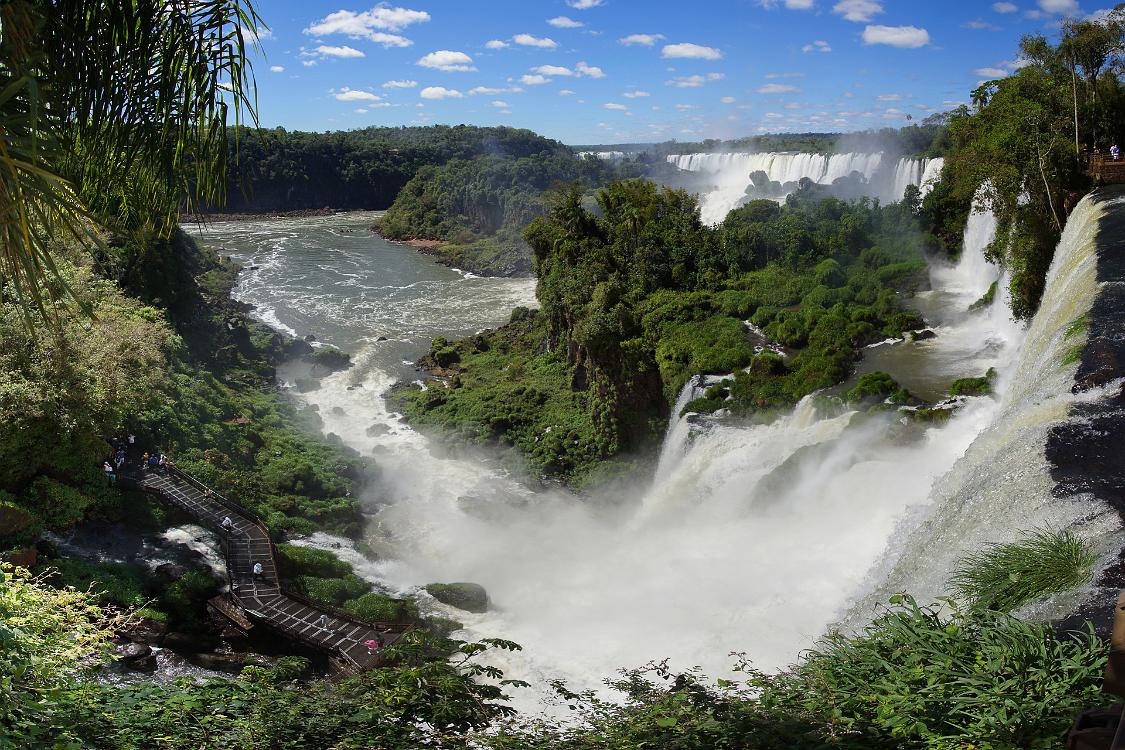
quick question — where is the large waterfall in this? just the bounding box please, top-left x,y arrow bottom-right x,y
667,151 -> 944,224
204,192 -> 1124,715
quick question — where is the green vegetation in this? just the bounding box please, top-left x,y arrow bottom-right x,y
950,529 -> 1098,613
220,124 -> 568,213
641,124 -> 949,159
922,10 -> 1124,318
377,148 -> 639,276
846,371 -> 901,405
399,179 -> 934,481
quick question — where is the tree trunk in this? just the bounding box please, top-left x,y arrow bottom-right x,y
1071,60 -> 1080,159
1035,131 -> 1063,233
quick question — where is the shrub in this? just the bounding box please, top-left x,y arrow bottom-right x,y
276,544 -> 352,580
949,376 -> 992,397
846,371 -> 899,405
949,529 -> 1098,613
343,592 -> 419,622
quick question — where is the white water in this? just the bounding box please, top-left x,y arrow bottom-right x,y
667,152 -> 944,224
852,192 -> 1125,615
198,195 -> 1120,714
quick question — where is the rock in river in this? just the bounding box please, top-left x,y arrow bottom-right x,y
425,582 -> 489,613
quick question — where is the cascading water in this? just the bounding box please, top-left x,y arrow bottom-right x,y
196,192 -> 1121,715
668,152 -> 944,224
850,192 -> 1125,618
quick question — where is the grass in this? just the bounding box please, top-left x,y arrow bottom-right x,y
949,529 -> 1098,613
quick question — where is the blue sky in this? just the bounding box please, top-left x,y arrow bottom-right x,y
249,0 -> 1108,145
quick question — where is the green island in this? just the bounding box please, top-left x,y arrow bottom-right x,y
2,2 -> 1125,748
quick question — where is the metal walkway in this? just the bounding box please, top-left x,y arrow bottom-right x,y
134,468 -> 407,672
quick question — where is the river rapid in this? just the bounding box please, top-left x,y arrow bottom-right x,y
193,201 -> 1119,714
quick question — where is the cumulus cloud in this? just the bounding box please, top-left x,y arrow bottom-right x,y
862,25 -> 930,47
1037,0 -> 1078,13
757,83 -> 800,93
304,6 -> 429,47
833,0 -> 883,22
383,79 -> 417,88
332,87 -> 382,101
603,102 -> 628,110
963,19 -> 1001,30
721,96 -> 737,104
662,42 -> 723,59
559,89 -> 576,95
802,40 -> 832,53
576,61 -> 606,78
520,74 -> 549,85
975,66 -> 1009,77
623,90 -> 650,98
548,16 -> 583,28
491,100 -> 509,107
485,39 -> 509,49
876,93 -> 902,101
532,64 -> 574,76
567,0 -> 604,8
420,86 -> 463,99
992,1 -> 1017,10
416,50 -> 476,71
468,85 -> 522,95
513,34 -> 558,48
270,65 -> 285,73
304,44 -> 365,59
619,33 -> 665,46
757,0 -> 815,8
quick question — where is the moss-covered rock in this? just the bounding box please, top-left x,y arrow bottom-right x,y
847,371 -> 900,406
425,582 -> 489,613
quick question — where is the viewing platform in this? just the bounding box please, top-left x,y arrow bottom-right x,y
126,467 -> 410,674
1087,154 -> 1125,185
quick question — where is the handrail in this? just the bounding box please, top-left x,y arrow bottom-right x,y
131,464 -> 413,670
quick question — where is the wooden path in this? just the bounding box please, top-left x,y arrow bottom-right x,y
132,468 -> 408,673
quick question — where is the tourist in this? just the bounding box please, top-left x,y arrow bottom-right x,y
1112,144 -> 1120,161
318,613 -> 332,632
252,561 -> 264,578
147,453 -> 159,472
363,638 -> 380,654
221,516 -> 234,533
103,461 -> 115,485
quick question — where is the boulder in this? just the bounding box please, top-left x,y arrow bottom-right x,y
910,329 -> 937,341
187,651 -> 273,675
425,582 -> 489,613
114,642 -> 152,662
163,631 -> 219,653
128,653 -> 158,673
365,423 -> 390,437
127,617 -> 168,645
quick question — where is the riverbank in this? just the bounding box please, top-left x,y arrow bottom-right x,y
181,207 -> 342,223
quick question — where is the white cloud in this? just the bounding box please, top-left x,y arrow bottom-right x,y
993,1 -> 1017,10
306,44 -> 365,58
662,42 -> 723,60
567,0 -> 604,8
675,103 -> 697,111
619,33 -> 665,46
513,34 -> 558,48
420,86 -> 463,100
757,83 -> 800,94
303,60 -> 317,67
963,19 -> 1001,30
305,6 -> 430,36
416,50 -> 476,72
548,16 -> 584,28
270,65 -> 285,73
255,25 -> 274,41
485,39 -> 509,49
833,0 -> 883,22
333,87 -> 382,102
468,85 -> 522,95
520,74 -> 550,85
383,79 -> 418,88
623,90 -> 650,98
1037,0 -> 1078,12
975,66 -> 1009,77
576,61 -> 606,78
491,100 -> 509,107
802,40 -> 832,53
667,73 -> 721,87
533,65 -> 574,76
862,25 -> 930,48
721,96 -> 737,104
354,107 -> 368,113
559,89 -> 576,95
304,7 -> 428,47
604,102 -> 628,110
877,93 -> 902,101
757,0 -> 815,8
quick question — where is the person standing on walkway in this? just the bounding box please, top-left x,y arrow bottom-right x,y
252,561 -> 264,579
221,516 -> 234,534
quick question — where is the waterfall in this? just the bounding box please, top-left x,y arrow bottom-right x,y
850,191 -> 1125,620
668,151 -> 946,224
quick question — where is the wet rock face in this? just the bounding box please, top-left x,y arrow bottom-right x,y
425,582 -> 489,613
1048,187 -> 1125,514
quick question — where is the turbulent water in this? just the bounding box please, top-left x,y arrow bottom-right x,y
667,152 -> 944,224
194,196 -> 1119,713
